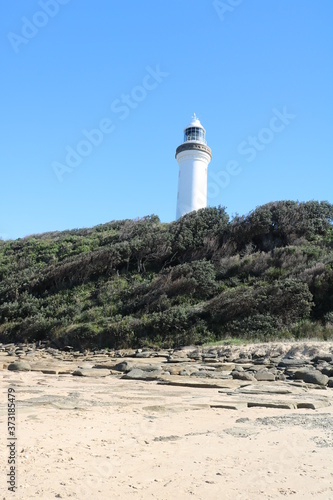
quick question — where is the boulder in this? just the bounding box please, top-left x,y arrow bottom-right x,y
121,368 -> 162,381
188,351 -> 202,361
255,371 -> 276,382
320,367 -> 333,377
294,369 -> 329,386
311,354 -> 333,364
232,371 -> 255,381
278,358 -> 309,368
232,365 -> 244,372
166,366 -> 183,376
112,361 -> 135,372
93,362 -> 124,370
135,351 -> 153,358
8,361 -> 31,372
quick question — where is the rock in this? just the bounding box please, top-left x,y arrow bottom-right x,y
211,372 -> 233,380
252,357 -> 270,365
63,346 -> 74,352
167,357 -> 191,363
312,354 -> 333,363
191,371 -> 214,378
135,351 -> 153,358
214,363 -> 235,371
232,371 -> 255,381
166,366 -> 183,376
254,371 -> 276,382
198,365 -> 216,371
320,367 -> 333,377
77,363 -> 95,369
234,384 -> 294,395
179,367 -> 199,376
202,354 -> 218,361
170,350 -> 191,359
133,362 -> 164,372
188,350 -> 202,361
26,351 -> 37,357
72,369 -> 110,377
155,351 -> 170,358
294,369 -> 329,386
328,378 -> 333,388
8,361 -> 31,372
247,401 -> 296,409
159,375 -> 245,389
210,402 -> 248,410
232,365 -> 244,372
278,358 -> 309,368
121,368 -> 162,381
233,358 -> 252,364
112,361 -> 135,372
15,349 -> 26,355
296,401 -> 330,409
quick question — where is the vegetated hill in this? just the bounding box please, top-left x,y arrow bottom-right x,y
1,201 -> 333,350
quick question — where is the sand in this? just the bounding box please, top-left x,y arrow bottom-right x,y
1,363 -> 333,500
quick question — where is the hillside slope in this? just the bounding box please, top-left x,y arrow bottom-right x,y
1,201 -> 333,349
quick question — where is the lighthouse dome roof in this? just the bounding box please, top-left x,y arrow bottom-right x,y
184,113 -> 206,132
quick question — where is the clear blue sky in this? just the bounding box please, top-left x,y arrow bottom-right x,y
1,0 -> 332,240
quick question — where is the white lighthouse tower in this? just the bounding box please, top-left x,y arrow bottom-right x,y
175,114 -> 212,220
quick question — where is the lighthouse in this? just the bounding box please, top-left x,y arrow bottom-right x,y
175,114 -> 212,220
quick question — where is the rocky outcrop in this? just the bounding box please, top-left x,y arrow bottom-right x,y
2,341 -> 333,390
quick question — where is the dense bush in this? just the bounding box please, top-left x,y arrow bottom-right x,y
0,201 -> 332,348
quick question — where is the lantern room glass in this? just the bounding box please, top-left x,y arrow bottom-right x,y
184,127 -> 206,143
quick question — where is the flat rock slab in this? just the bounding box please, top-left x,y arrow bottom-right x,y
233,383 -> 296,395
72,369 -> 111,377
158,375 -> 246,390
210,402 -> 248,410
167,358 -> 192,363
247,401 -> 296,409
211,395 -> 330,410
30,363 -> 74,374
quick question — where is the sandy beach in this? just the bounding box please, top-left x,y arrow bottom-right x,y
1,342 -> 333,499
